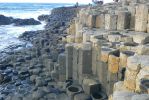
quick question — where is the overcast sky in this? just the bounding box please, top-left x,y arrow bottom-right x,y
0,0 -> 113,4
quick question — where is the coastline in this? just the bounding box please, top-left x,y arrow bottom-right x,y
0,5 -> 80,100
1,1 -> 149,100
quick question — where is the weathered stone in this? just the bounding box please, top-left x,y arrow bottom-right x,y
91,39 -> 102,75
74,93 -> 90,100
87,14 -> 96,28
82,78 -> 100,95
91,92 -> 107,100
78,42 -> 92,75
95,14 -> 105,29
66,85 -> 82,100
107,72 -> 118,95
66,35 -> 75,43
97,61 -> 108,93
108,34 -> 122,42
127,55 -> 141,71
108,54 -> 120,73
67,22 -> 76,35
136,68 -> 149,92
101,47 -> 117,63
75,31 -> 83,43
58,53 -> 66,76
120,42 -> 138,52
105,14 -> 117,30
132,94 -> 149,100
112,91 -> 137,100
140,79 -> 149,94
117,11 -> 131,30
72,43 -> 81,82
124,69 -> 138,91
65,43 -> 74,79
113,81 -> 130,92
121,36 -> 133,43
120,51 -> 135,68
127,6 -> 136,29
137,44 -> 149,55
83,32 -> 92,43
135,4 -> 149,32
133,33 -> 149,44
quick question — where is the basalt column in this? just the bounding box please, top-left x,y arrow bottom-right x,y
66,43 -> 74,80
78,42 -> 92,84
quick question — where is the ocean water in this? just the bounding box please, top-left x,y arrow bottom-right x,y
0,3 -> 73,52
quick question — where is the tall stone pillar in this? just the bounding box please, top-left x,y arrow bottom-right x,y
135,4 -> 149,32
105,14 -> 118,30
72,43 -> 81,83
66,43 -> 74,80
78,42 -> 92,84
117,11 -> 131,30
58,53 -> 66,82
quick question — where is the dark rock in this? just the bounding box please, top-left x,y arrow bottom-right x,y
16,58 -> 25,62
0,73 -> 4,83
12,70 -> 18,75
0,64 -> 7,70
35,77 -> 48,87
13,18 -> 41,26
38,14 -> 49,21
0,15 -> 13,25
25,55 -> 32,60
2,76 -> 11,83
31,68 -> 42,75
32,89 -> 46,99
19,70 -> 30,80
4,69 -> 12,75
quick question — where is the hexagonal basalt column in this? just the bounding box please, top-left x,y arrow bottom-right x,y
65,43 -> 74,80
82,78 -> 101,95
66,85 -> 82,100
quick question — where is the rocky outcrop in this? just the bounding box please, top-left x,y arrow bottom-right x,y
0,15 -> 41,26
0,14 -> 13,25
13,18 -> 41,26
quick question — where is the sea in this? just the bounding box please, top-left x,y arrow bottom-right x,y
0,3 -> 73,52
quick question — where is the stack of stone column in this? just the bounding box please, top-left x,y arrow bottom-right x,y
135,4 -> 149,32
55,1 -> 149,100
78,42 -> 92,84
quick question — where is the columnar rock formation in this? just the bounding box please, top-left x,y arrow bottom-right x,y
52,0 -> 149,100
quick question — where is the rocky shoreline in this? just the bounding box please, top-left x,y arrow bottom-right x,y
1,1 -> 149,100
0,6 -> 80,100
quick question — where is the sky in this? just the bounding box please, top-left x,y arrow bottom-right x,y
0,0 -> 113,4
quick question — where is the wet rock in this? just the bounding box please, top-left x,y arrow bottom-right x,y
13,18 -> 41,26
2,76 -> 11,84
35,77 -> 48,87
16,58 -> 25,62
0,15 -> 13,25
32,89 -> 46,100
38,14 -> 49,21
